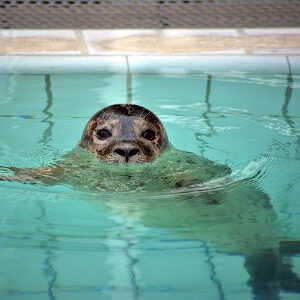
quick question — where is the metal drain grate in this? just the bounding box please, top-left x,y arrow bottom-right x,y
1,0 -> 300,29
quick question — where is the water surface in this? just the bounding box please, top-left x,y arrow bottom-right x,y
0,73 -> 300,299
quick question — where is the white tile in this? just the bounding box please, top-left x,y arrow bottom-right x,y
0,30 -> 76,39
90,50 -> 155,55
163,29 -> 239,38
243,28 -> 300,36
181,49 -> 245,55
82,30 -> 156,55
7,51 -> 82,55
253,49 -> 300,55
83,29 -> 156,42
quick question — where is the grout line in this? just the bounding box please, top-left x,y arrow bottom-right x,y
79,30 -> 95,54
236,28 -> 243,37
125,55 -> 131,74
286,55 -> 292,75
74,30 -> 89,55
126,56 -> 132,104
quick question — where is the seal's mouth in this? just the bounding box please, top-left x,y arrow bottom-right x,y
91,140 -> 158,164
95,149 -> 155,164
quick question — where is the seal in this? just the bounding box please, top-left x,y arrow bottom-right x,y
0,104 -> 176,186
79,104 -> 169,164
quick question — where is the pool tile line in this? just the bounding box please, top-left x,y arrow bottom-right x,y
196,74 -> 217,156
39,75 -> 54,146
203,241 -> 225,300
38,75 -> 58,300
36,200 -> 58,300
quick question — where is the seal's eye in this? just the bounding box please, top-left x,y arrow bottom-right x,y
96,129 -> 111,140
142,129 -> 155,141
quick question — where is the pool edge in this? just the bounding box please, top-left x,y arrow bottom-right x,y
0,55 -> 299,75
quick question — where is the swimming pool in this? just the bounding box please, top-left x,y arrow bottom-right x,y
0,56 -> 300,299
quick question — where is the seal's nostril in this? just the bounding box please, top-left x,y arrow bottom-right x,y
114,148 -> 126,157
114,148 -> 140,158
129,148 -> 140,157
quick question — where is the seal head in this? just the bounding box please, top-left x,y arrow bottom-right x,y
79,104 -> 169,163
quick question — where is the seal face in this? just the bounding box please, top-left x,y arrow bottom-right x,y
79,104 -> 169,163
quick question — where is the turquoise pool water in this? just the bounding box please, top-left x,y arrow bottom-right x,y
0,73 -> 300,299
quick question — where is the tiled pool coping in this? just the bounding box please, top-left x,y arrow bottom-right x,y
1,29 -> 300,56
0,55 -> 299,75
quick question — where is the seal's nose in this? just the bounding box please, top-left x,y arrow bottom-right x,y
114,147 -> 140,162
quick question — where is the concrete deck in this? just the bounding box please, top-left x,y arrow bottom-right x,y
1,29 -> 300,55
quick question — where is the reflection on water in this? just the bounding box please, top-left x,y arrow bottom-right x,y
195,74 -> 218,156
0,73 -> 300,299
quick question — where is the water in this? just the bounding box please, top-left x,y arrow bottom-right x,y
0,73 -> 300,299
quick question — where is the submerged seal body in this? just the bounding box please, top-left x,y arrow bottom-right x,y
79,104 -> 169,164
